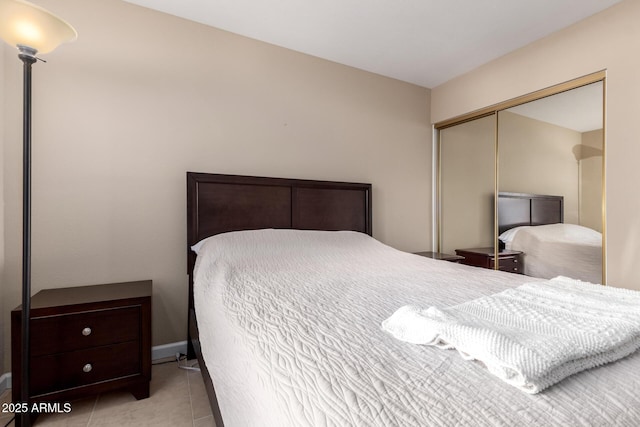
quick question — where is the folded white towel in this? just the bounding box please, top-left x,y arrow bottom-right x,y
382,276 -> 640,393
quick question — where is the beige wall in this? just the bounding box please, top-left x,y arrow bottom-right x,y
498,111 -> 580,224
1,0 -> 432,372
440,115 -> 495,254
432,0 -> 639,290
580,129 -> 603,232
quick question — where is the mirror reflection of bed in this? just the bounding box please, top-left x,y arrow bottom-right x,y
438,78 -> 604,284
497,192 -> 602,284
497,81 -> 604,283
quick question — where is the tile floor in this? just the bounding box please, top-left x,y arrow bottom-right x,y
0,359 -> 214,426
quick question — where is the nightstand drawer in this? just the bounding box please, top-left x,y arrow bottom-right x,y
31,306 -> 141,356
31,341 -> 140,397
456,247 -> 523,274
13,280 -> 152,419
490,256 -> 521,274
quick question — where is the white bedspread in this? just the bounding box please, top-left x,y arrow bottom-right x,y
383,276 -> 640,394
193,229 -> 640,427
502,223 -> 602,284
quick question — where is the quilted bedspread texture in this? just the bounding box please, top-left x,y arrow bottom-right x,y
193,229 -> 640,427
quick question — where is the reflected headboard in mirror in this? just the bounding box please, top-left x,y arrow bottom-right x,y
497,192 -> 564,236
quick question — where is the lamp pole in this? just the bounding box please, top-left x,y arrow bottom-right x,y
0,2 -> 76,425
19,45 -> 37,427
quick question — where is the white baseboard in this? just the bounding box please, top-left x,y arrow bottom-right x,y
151,340 -> 188,361
0,341 -> 189,393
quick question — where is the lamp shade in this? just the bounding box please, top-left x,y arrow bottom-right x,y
0,0 -> 76,54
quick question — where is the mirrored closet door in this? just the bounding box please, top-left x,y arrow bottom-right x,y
436,73 -> 605,284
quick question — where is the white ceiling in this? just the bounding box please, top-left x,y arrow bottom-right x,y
507,81 -> 603,132
123,0 -> 622,88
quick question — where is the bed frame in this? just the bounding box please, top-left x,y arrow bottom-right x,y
186,172 -> 372,426
497,192 -> 564,236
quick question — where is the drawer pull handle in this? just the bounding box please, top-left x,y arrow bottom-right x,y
83,363 -> 93,373
82,327 -> 92,336
514,259 -> 518,263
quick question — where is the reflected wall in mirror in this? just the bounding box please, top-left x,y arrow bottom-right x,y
497,81 -> 604,283
439,115 -> 495,255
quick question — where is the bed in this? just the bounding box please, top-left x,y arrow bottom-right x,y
187,174 -> 639,426
497,192 -> 603,284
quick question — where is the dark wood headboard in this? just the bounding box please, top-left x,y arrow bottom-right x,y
497,192 -> 563,235
187,172 -> 372,274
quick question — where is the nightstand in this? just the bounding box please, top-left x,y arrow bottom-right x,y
11,280 -> 152,422
414,251 -> 465,263
454,247 -> 523,274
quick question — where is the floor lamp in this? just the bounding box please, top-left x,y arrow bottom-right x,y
0,1 -> 76,425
